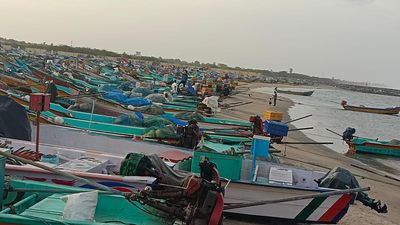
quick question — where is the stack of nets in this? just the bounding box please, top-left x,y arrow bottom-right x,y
175,111 -> 204,121
130,87 -> 153,97
145,94 -> 168,103
144,116 -> 176,139
112,113 -> 144,127
130,104 -> 164,115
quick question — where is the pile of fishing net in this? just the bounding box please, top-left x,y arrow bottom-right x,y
175,111 -> 204,121
144,124 -> 176,139
130,87 -> 154,97
128,104 -> 164,115
118,81 -> 136,91
112,112 -> 144,127
145,94 -> 168,103
143,115 -> 174,128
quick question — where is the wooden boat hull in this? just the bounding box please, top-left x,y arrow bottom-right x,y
25,76 -> 71,98
278,89 -> 314,96
342,104 -> 400,115
348,138 -> 400,157
223,181 -> 353,223
4,135 -> 352,224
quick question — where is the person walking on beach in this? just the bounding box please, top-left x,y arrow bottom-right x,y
273,87 -> 278,106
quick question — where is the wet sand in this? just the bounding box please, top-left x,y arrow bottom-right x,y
218,82 -> 400,225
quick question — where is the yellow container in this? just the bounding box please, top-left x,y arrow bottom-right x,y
263,111 -> 283,121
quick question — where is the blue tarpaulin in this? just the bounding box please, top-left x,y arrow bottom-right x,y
162,114 -> 188,126
103,92 -> 152,106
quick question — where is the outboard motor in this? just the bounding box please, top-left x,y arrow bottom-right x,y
342,127 -> 356,141
317,167 -> 388,213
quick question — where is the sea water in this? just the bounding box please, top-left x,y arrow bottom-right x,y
255,87 -> 400,175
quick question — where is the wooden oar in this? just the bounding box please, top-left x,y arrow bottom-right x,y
224,187 -> 369,210
0,150 -> 122,195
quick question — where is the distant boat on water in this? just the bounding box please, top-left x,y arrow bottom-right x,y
277,89 -> 314,96
341,100 -> 400,115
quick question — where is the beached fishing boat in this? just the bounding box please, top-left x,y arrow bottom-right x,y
277,89 -> 314,96
25,75 -> 72,98
347,137 -> 400,157
3,132 -> 361,224
0,149 -> 224,225
341,100 -> 400,115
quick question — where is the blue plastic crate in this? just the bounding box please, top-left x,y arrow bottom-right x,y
264,120 -> 289,137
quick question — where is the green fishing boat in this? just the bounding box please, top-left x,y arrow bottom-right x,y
347,137 -> 400,157
0,149 -> 224,225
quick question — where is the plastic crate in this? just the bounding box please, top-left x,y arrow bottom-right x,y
264,120 -> 289,137
263,111 -> 283,121
251,135 -> 270,157
191,151 -> 242,180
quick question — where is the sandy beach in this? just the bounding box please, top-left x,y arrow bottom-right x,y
219,82 -> 400,225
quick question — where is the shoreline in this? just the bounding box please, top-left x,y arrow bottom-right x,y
219,82 -> 399,225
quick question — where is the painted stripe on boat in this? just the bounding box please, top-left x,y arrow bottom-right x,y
294,196 -> 327,221
318,194 -> 353,222
306,195 -> 341,221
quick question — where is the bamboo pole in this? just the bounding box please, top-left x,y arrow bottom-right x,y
284,114 -> 312,124
224,187 -> 370,210
325,128 -> 342,137
351,164 -> 400,183
279,141 -> 334,145
288,127 -> 314,132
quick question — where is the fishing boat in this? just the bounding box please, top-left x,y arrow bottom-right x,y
347,137 -> 400,157
0,149 -> 224,225
341,100 -> 400,115
3,132 -> 361,224
277,89 -> 314,96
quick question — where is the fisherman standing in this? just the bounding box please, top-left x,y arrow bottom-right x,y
273,87 -> 278,106
178,70 -> 189,88
183,120 -> 201,149
171,80 -> 178,94
45,80 -> 58,102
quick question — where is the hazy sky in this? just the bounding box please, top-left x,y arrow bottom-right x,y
1,0 -> 399,88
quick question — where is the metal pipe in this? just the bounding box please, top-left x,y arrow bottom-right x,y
280,141 -> 333,145
224,187 -> 370,210
35,111 -> 40,160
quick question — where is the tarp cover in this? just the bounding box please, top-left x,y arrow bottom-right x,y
103,92 -> 152,106
0,96 -> 31,141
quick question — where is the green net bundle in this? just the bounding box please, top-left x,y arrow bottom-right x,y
175,112 -> 204,121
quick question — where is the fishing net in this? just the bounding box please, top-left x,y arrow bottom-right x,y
144,124 -> 176,139
131,104 -> 164,115
118,81 -> 136,91
175,112 -> 204,121
145,94 -> 168,103
144,116 -> 174,128
119,153 -> 146,176
112,113 -> 144,127
130,87 -> 153,97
